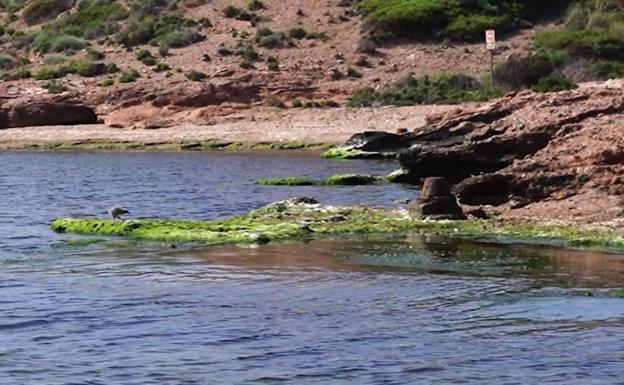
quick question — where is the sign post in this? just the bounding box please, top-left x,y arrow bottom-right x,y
485,29 -> 496,89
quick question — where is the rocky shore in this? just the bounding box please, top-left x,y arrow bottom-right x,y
330,81 -> 624,224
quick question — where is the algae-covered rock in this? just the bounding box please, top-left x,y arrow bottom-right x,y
51,199 -> 624,250
256,177 -> 318,186
321,147 -> 397,160
52,199 -> 419,245
323,174 -> 379,186
384,169 -> 417,184
256,174 -> 381,186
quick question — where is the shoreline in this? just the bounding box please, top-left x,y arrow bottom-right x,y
0,105 -> 456,151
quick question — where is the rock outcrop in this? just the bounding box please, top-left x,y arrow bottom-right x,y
411,177 -> 466,220
0,95 -> 97,128
395,83 -> 624,221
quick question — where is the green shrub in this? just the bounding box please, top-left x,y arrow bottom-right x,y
223,5 -> 240,18
235,45 -> 259,61
0,53 -> 14,69
45,81 -> 67,94
356,0 -> 573,42
30,0 -> 127,53
86,48 -> 105,60
288,27 -> 307,39
592,60 -> 624,79
494,49 -> 569,89
217,45 -> 232,56
154,62 -> 171,72
531,74 -> 577,92
445,14 -> 509,42
100,78 -> 115,86
119,68 -> 140,83
116,13 -> 202,49
534,29 -> 624,60
23,0 -> 75,25
47,34 -> 87,52
136,49 -> 157,65
349,73 -> 501,107
35,67 -> 67,80
247,0 -> 264,11
347,67 -> 362,78
106,62 -> 120,73
185,70 -> 207,81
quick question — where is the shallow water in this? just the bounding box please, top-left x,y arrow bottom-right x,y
1,151 -> 623,385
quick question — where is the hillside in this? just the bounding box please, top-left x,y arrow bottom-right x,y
0,0 -> 565,126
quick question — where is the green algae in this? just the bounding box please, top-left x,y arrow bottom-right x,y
320,147 -> 397,160
611,289 -> 624,298
256,177 -> 319,186
51,200 -> 624,251
256,174 -> 381,186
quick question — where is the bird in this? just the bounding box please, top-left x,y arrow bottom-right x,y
108,206 -> 130,220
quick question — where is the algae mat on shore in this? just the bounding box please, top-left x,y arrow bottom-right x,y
52,199 -> 624,250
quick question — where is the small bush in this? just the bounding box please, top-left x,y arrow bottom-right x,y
347,67 -> 362,78
106,63 -> 120,74
86,48 -> 105,61
217,45 -> 233,56
531,75 -> 577,93
288,27 -> 307,39
494,50 -> 569,89
592,60 -> 624,79
100,78 -> 115,86
267,94 -> 284,107
45,81 -> 67,94
0,53 -> 15,69
49,34 -> 87,53
349,73 -> 501,107
247,0 -> 264,11
185,70 -> 207,81
23,0 -> 75,25
223,5 -> 241,18
119,69 -> 140,83
154,62 -> 171,72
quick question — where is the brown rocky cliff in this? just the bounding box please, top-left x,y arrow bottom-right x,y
397,82 -> 624,222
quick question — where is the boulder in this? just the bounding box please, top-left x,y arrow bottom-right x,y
411,177 -> 466,220
344,131 -> 411,152
0,94 -> 98,129
2,102 -> 98,128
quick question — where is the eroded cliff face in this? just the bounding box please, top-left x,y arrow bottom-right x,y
397,82 -> 624,222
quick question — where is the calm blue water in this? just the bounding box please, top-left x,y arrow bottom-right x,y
0,151 -> 623,385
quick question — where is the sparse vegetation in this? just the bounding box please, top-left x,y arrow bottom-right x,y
349,74 -> 502,107
119,68 -> 140,83
185,70 -> 207,81
356,0 -> 573,42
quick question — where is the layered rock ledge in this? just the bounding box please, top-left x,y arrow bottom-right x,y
335,82 -> 624,222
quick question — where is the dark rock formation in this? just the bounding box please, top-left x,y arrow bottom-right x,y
344,131 -> 409,152
0,96 -> 98,128
411,177 -> 466,220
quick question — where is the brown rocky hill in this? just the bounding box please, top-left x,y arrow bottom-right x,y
0,0 -> 541,127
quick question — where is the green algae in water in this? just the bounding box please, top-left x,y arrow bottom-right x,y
320,147 -> 397,160
51,200 -> 624,251
256,177 -> 319,186
256,174 -> 381,186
